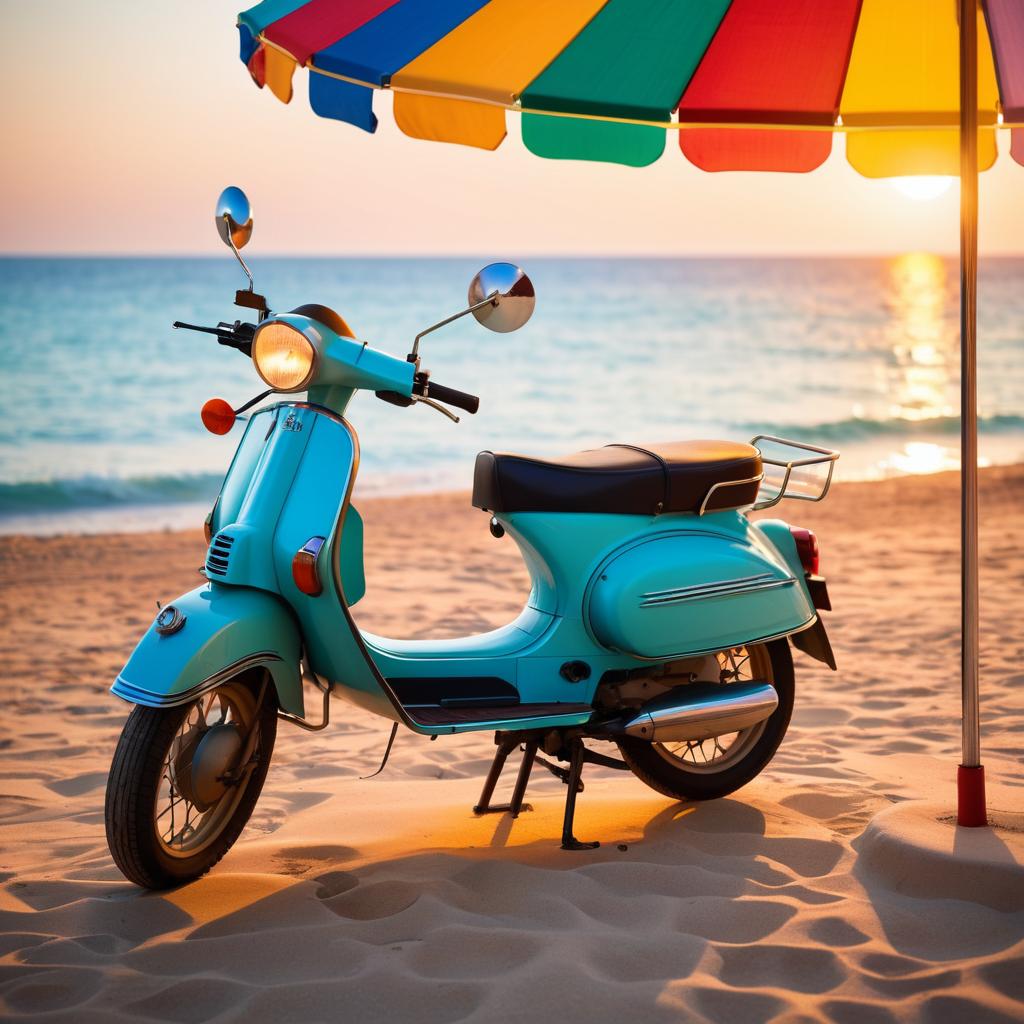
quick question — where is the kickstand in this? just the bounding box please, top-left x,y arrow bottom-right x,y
561,738 -> 600,851
361,722 -> 399,780
473,735 -> 537,818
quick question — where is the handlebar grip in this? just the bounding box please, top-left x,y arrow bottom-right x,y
172,320 -> 255,355
425,381 -> 480,415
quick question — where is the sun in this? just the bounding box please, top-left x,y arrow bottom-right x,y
889,176 -> 956,202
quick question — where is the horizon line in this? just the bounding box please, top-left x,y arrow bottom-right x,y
2,251 -> 1023,260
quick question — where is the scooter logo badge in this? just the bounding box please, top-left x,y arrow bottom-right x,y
282,411 -> 303,432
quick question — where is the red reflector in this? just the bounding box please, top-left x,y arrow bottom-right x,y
790,527 -> 819,576
292,536 -> 326,596
201,398 -> 236,435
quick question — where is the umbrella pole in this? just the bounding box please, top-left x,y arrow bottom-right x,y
957,0 -> 985,827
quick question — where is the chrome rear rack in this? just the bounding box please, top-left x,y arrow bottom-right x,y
749,435 -> 839,511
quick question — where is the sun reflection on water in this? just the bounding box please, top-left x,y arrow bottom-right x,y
873,253 -> 963,476
885,252 -> 954,423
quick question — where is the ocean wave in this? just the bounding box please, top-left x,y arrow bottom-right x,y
739,413 -> 1024,444
2,412 -> 1023,517
0,473 -> 223,515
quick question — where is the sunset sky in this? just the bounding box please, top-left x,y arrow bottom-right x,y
3,1 -> 1023,256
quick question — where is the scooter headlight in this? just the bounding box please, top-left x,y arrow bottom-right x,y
252,321 -> 316,392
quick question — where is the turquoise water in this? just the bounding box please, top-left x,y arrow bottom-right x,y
1,255 -> 1022,534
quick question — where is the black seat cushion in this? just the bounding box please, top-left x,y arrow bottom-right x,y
472,441 -> 762,516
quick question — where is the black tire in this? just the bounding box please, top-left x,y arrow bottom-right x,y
616,640 -> 794,802
105,675 -> 276,889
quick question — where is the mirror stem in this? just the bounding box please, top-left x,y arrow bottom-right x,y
222,214 -> 255,292
409,291 -> 497,363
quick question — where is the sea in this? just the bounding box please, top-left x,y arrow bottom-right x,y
1,254 -> 1021,535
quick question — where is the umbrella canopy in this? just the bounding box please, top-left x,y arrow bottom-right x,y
237,0 -> 1024,175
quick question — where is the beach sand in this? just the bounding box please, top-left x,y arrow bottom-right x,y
1,467 -> 1022,1022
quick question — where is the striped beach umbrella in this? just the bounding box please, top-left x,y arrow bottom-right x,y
233,0 -> 1024,825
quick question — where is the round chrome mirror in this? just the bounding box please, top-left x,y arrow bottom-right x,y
215,186 -> 253,250
468,263 -> 535,333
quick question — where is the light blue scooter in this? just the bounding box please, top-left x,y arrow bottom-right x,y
105,188 -> 839,889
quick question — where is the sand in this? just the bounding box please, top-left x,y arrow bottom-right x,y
1,467 -> 1022,1022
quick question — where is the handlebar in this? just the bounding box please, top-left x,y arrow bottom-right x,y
375,375 -> 480,418
172,320 -> 255,356
419,380 -> 480,415
178,316 -> 479,416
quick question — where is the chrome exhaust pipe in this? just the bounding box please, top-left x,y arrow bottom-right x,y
608,682 -> 778,743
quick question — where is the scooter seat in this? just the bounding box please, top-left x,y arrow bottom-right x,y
472,441 -> 762,516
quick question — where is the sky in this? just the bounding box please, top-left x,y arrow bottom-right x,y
2,1 -> 1022,257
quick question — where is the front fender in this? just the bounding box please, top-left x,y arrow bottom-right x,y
111,584 -> 304,716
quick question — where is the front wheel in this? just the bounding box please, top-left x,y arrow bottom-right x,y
105,673 -> 277,889
617,640 -> 794,802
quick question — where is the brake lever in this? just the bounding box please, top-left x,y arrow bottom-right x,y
411,394 -> 460,423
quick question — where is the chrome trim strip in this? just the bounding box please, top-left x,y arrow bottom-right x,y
640,573 -> 796,607
641,572 -> 774,600
111,652 -> 283,708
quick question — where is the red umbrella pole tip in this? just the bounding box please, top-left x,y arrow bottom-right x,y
957,765 -> 987,827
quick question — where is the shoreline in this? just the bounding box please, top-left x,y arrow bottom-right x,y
4,457 -> 1024,539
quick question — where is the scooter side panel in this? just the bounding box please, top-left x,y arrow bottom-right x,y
111,584 -> 304,715
586,530 -> 815,660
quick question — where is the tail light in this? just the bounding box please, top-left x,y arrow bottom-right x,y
789,527 -> 819,576
292,536 -> 326,596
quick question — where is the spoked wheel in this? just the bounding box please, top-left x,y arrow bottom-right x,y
616,640 -> 794,802
105,672 -> 277,889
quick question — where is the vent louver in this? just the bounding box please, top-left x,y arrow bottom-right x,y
205,532 -> 234,576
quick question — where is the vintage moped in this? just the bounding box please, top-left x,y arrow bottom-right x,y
105,187 -> 838,889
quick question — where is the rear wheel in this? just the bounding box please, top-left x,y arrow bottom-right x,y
105,673 -> 276,889
616,640 -> 793,802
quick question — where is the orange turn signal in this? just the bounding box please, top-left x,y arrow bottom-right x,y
292,537 -> 326,596
201,399 -> 236,435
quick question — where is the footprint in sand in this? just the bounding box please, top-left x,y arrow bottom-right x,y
126,976 -> 253,1023
688,987 -> 786,1023
408,925 -> 543,979
677,897 -> 796,944
807,915 -> 871,947
314,870 -> 360,899
780,792 -> 866,821
761,836 -> 845,878
323,879 -> 422,920
715,943 -> 845,994
3,965 -> 104,1013
823,998 -> 899,1024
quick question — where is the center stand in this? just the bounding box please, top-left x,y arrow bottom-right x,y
472,729 -> 630,850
